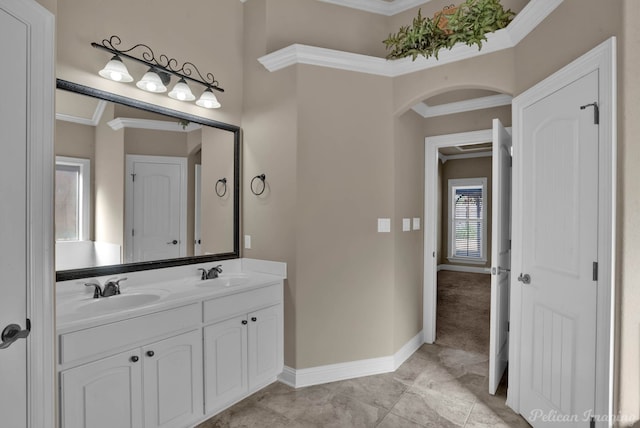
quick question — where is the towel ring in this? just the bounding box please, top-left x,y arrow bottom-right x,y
215,178 -> 227,197
250,174 -> 266,196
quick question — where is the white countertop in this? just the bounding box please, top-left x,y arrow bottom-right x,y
56,258 -> 286,334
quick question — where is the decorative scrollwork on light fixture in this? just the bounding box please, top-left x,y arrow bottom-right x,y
92,35 -> 224,109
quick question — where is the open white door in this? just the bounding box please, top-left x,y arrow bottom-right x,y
488,119 -> 512,394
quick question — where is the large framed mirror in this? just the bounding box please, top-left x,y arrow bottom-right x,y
55,79 -> 240,281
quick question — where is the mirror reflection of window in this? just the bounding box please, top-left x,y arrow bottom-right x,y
55,156 -> 90,241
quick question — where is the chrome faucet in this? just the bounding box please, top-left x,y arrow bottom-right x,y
84,278 -> 127,299
198,265 -> 223,280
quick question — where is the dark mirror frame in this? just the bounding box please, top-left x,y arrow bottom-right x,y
55,79 -> 240,282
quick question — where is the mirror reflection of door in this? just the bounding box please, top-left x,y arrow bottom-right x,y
125,155 -> 187,263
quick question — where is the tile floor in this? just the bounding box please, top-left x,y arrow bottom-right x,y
196,343 -> 530,428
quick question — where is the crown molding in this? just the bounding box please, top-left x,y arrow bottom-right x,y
412,94 -> 513,118
258,0 -> 564,77
317,0 -> 431,16
108,117 -> 202,132
56,100 -> 107,126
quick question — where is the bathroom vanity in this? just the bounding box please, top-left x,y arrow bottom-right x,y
56,259 -> 285,428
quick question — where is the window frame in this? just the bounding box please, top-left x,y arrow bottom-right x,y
55,156 -> 90,242
447,177 -> 487,264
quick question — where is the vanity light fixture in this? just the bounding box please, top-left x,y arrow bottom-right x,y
98,55 -> 133,82
93,35 -> 224,109
168,78 -> 195,101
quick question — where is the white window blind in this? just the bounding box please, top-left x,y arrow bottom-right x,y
448,178 -> 487,263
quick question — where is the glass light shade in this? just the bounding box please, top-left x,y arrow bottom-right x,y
98,55 -> 133,82
168,78 -> 196,101
136,69 -> 167,93
196,88 -> 221,109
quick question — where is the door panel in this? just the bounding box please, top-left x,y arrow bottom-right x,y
61,350 -> 143,428
0,6 -> 28,427
248,305 -> 282,389
519,70 -> 599,426
143,330 -> 203,428
489,119 -> 512,394
204,316 -> 248,413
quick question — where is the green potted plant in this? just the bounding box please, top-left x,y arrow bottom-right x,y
383,0 -> 515,61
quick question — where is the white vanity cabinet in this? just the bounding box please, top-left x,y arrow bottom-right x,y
203,283 -> 283,414
59,304 -> 203,428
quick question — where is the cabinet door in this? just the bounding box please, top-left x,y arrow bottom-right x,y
142,330 -> 203,428
204,315 -> 248,413
248,305 -> 283,389
60,350 -> 143,428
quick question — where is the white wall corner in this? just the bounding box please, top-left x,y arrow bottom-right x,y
280,331 -> 424,388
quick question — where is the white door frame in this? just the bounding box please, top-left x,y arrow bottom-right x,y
0,0 -> 56,426
423,128 -> 506,343
124,155 -> 188,262
508,38 -> 616,425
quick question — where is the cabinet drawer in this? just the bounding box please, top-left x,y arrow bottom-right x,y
60,303 -> 200,365
203,284 -> 281,324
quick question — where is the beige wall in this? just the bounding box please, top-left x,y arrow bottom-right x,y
439,157 -> 492,269
55,0 -> 244,126
619,0 -> 639,424
393,110 -> 425,350
200,127 -> 235,255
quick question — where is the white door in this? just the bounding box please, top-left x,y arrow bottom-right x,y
489,119 -> 512,394
142,330 -> 203,428
518,70 -> 599,426
194,164 -> 202,255
126,155 -> 187,262
0,2 -> 54,427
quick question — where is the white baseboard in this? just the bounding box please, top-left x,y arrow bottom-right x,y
278,331 -> 424,388
437,264 -> 491,274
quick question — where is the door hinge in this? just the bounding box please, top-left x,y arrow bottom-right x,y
508,239 -> 512,250
131,173 -> 136,182
507,321 -> 510,332
580,102 -> 599,125
509,156 -> 513,168
132,229 -> 135,237
590,416 -> 595,428
593,262 -> 598,281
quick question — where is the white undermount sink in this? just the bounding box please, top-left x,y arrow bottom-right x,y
72,292 -> 166,314
196,273 -> 250,288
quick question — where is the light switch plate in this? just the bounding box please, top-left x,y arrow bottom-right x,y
413,218 -> 421,230
244,235 -> 252,249
403,218 -> 411,232
378,218 -> 391,233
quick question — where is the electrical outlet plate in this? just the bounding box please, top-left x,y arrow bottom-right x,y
378,218 -> 391,233
413,218 -> 421,230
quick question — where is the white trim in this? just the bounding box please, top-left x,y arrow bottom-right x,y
124,155 -> 188,263
438,264 -> 491,274
241,0 -> 430,15
55,156 -> 91,241
258,0 -> 564,77
447,177 -> 488,264
56,100 -> 107,127
439,151 -> 492,164
424,128 -> 494,344
508,38 -> 616,427
411,94 -> 513,119
279,331 -> 423,388
108,117 -> 202,133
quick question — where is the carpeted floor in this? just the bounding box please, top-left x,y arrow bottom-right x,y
436,270 -> 491,355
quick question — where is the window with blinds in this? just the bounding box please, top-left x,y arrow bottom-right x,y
448,178 -> 487,263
